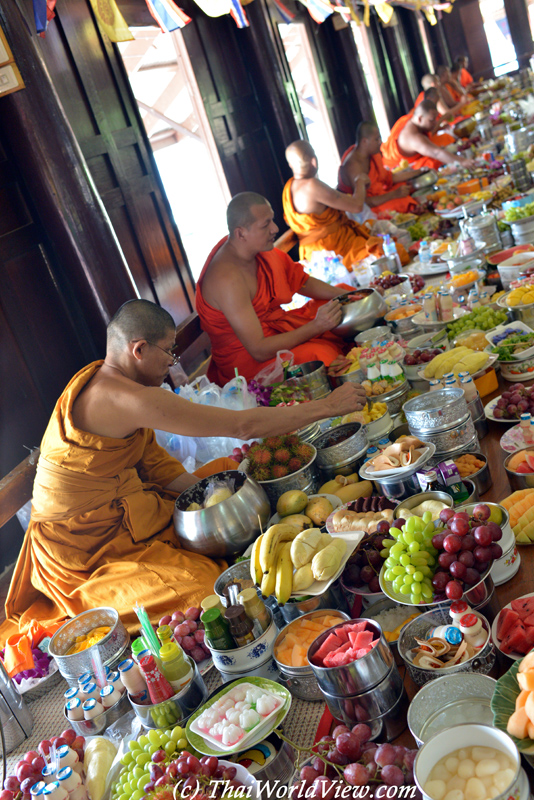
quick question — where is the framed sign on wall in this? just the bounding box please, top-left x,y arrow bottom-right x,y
0,25 -> 24,96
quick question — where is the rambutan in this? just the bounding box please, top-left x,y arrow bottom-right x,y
263,436 -> 284,451
272,464 -> 289,479
248,445 -> 272,466
294,443 -> 314,463
273,447 -> 291,464
284,434 -> 300,450
252,466 -> 271,482
287,457 -> 304,473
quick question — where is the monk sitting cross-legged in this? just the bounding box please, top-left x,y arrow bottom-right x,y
456,55 -> 474,89
196,192 -> 370,386
381,100 -> 476,172
282,140 -> 407,270
338,121 -> 423,216
2,299 -> 366,638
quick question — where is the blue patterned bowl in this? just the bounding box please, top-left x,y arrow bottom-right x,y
205,609 -> 278,674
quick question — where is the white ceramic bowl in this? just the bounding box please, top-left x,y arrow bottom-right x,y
414,724 -> 521,800
205,610 -> 278,673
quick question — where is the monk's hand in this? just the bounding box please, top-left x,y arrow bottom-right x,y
314,298 -> 344,333
395,185 -> 412,198
327,383 -> 368,415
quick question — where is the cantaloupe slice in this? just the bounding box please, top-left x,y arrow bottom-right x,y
519,654 -> 534,673
516,505 -> 534,534
525,691 -> 534,724
517,531 -> 532,544
516,689 -> 530,709
511,496 -> 534,528
528,722 -> 534,739
502,489 -> 534,511
509,451 -> 529,472
517,672 -> 534,691
507,706 -> 530,739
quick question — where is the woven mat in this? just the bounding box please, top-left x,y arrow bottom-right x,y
3,667 -> 325,772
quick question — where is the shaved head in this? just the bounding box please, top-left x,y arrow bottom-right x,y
413,99 -> 438,131
355,121 -> 379,146
424,87 -> 439,103
227,192 -> 270,236
107,300 -> 175,353
421,74 -> 437,90
285,140 -> 317,178
436,65 -> 450,80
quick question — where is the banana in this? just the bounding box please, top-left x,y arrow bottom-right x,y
259,523 -> 300,573
250,535 -> 263,585
275,542 -> 293,605
261,541 -> 285,598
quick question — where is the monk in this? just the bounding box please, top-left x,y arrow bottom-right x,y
456,56 -> 474,89
437,65 -> 465,105
282,140 -> 408,269
382,100 -> 476,171
196,192 -> 364,385
4,299 -> 365,636
419,75 -> 465,121
338,122 -> 422,216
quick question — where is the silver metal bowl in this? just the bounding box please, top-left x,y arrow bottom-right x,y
312,422 -> 368,478
174,471 -> 271,558
410,413 -> 477,456
372,380 -> 410,416
354,326 -> 393,348
409,169 -> 438,190
498,290 -> 534,327
330,368 -> 364,388
404,387 -> 468,432
214,560 -> 254,604
49,608 -> 130,686
285,361 -> 331,400
405,330 -> 449,353
63,688 -> 130,736
457,452 -> 492,495
504,451 -> 534,490
332,289 -> 388,338
130,657 -> 208,729
255,448 -> 319,507
395,491 -> 453,519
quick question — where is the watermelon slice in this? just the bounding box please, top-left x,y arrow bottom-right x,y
511,597 -> 534,620
324,649 -> 353,667
356,647 -> 373,658
312,633 -> 344,665
523,613 -> 534,628
497,608 -> 520,641
349,631 -> 375,649
500,620 -> 530,655
336,627 -> 349,644
344,622 -> 369,634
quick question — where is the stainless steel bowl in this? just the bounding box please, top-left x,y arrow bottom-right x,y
409,169 -> 438,190
404,388 -> 468,432
384,307 -> 423,335
273,609 -> 350,701
63,688 -> 130,736
409,413 -> 477,455
373,381 -> 410,416
214,560 -> 255,604
255,448 -> 319,506
405,330 -> 450,353
307,618 -> 394,696
330,368 -> 364,388
321,679 -> 408,742
285,361 -> 331,400
130,657 -> 208,729
457,452 -> 492,495
394,491 -> 453,519
332,289 -> 388,338
313,423 -> 368,476
354,326 -> 393,348
498,290 -> 534,327
373,470 -> 427,501
49,608 -> 130,686
504,451 -> 534,490
174,471 -> 271,558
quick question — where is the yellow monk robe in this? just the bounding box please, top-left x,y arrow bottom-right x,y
2,361 -> 230,640
381,113 -> 454,171
282,178 -> 409,270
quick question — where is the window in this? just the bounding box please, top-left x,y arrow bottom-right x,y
479,0 -> 518,75
118,28 -> 230,280
350,22 -> 390,140
278,22 -> 340,186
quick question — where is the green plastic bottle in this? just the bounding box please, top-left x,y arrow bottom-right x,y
201,608 -> 235,651
159,642 -> 193,691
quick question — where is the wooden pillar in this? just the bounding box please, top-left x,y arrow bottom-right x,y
381,20 -> 414,114
428,18 -> 451,67
0,0 -> 138,347
503,0 -> 534,67
368,13 -> 401,126
441,0 -> 494,78
398,8 -> 432,86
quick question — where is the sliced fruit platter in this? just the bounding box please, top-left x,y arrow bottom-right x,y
492,653 -> 534,756
418,346 -> 494,381
492,595 -> 534,659
501,489 -> 534,543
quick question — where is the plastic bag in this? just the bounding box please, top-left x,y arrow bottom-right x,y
253,350 -> 294,386
16,499 -> 32,533
204,478 -> 235,507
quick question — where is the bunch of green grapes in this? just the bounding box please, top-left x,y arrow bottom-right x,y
447,307 -> 507,338
112,726 -> 190,800
380,512 -> 438,604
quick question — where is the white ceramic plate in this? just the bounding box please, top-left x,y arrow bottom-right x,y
501,423 -> 534,453
268,494 -> 341,527
407,258 -> 450,278
490,593 -> 534,661
359,444 -> 436,479
485,396 -> 524,423
411,308 -> 467,330
324,499 -> 398,535
289,530 -> 366,598
417,353 -> 498,383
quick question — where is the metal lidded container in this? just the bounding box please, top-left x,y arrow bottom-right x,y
49,608 -> 130,686
273,609 -> 350,701
312,422 -> 368,479
404,387 -> 468,432
410,413 -> 477,455
307,618 -> 393,697
254,446 -> 319,506
285,361 -> 331,401
373,380 -> 410,416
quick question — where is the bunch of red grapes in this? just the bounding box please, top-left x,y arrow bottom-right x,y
493,384 -> 534,420
431,504 -> 502,602
342,524 -> 395,595
157,607 -> 210,663
291,723 -> 420,797
403,348 -> 443,366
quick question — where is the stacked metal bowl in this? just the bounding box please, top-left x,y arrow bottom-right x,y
403,388 -> 479,464
311,422 -> 368,479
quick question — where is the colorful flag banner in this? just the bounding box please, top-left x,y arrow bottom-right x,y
32,0 -> 48,33
229,0 -> 249,27
271,0 -> 296,22
88,0 -> 134,41
145,0 -> 191,31
297,0 -> 334,24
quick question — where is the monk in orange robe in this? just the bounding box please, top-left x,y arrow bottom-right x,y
282,140 -> 407,269
382,100 -> 476,172
456,56 -> 474,88
338,122 -> 422,216
196,192 -> 370,386
3,300 -> 365,638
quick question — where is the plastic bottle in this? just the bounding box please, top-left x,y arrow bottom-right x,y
41,767 -> 57,785
138,655 -> 175,703
439,291 -> 454,322
99,684 -> 122,708
56,769 -> 81,794
423,293 -> 438,322
82,699 -> 104,720
107,671 -> 125,694
459,613 -> 487,649
42,783 -> 68,800
449,600 -> 471,626
117,658 -> 147,696
238,588 -> 270,637
156,625 -> 175,647
429,379 -> 441,391
382,234 -> 402,271
159,642 -> 193,692
224,605 -> 255,647
201,595 -> 225,615
377,438 -> 391,450
418,240 -> 432,267
65,698 -> 83,721
520,413 -> 531,438
79,682 -> 100,702
131,637 -> 149,663
468,289 -> 480,309
444,377 -> 459,389
77,673 -> 92,689
526,417 -> 534,445
201,608 -> 235,651
460,375 -> 478,403
426,625 -> 463,645
366,446 -> 379,458
30,783 -> 47,799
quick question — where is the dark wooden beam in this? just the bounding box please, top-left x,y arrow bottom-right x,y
0,450 -> 39,529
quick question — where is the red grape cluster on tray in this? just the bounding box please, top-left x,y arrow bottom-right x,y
158,607 -> 210,664
493,384 -> 534,420
404,348 -> 443,366
342,525 -> 395,595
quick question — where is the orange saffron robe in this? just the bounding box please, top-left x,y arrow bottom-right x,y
381,113 -> 454,171
338,147 -> 418,215
460,67 -> 473,88
282,178 -> 384,271
414,91 -> 424,107
2,362 -> 226,638
196,238 -> 348,386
